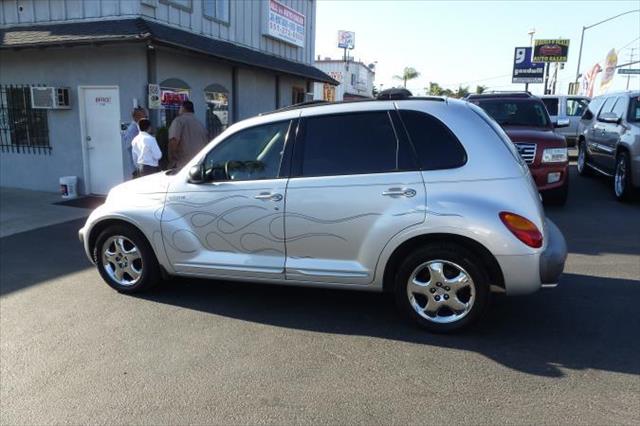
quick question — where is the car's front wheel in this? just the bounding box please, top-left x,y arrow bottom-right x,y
394,243 -> 490,333
614,150 -> 634,202
94,224 -> 160,293
577,140 -> 593,177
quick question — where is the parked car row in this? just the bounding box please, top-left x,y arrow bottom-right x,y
469,90 -> 639,203
467,92 -> 570,205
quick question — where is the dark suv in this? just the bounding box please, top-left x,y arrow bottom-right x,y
467,92 -> 570,205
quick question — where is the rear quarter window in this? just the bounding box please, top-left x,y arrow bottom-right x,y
398,110 -> 467,170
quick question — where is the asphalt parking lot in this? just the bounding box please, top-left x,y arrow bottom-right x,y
1,166 -> 639,425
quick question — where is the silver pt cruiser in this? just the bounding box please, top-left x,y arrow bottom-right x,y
79,95 -> 567,332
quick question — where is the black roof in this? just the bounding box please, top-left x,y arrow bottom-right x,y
0,18 -> 337,85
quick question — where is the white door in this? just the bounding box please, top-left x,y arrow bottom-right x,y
81,87 -> 123,194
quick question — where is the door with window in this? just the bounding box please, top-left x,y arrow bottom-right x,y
161,120 -> 292,279
284,109 -> 426,285
601,96 -> 629,172
590,96 -> 617,169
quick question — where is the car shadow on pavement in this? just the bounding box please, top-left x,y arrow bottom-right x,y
137,271 -> 640,379
0,218 -> 91,296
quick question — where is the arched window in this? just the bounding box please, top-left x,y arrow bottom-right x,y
160,78 -> 190,128
204,83 -> 229,139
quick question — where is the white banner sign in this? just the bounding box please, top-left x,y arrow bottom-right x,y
267,0 -> 305,48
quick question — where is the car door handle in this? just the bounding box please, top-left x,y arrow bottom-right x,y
254,192 -> 283,202
382,187 -> 416,197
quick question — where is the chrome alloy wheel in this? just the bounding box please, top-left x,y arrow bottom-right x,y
614,156 -> 626,197
101,235 -> 143,286
406,260 -> 475,324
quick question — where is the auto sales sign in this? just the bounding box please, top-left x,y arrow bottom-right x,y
513,47 -> 544,84
267,0 -> 305,48
533,39 -> 570,62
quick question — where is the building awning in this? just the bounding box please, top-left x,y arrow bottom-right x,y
0,18 -> 338,85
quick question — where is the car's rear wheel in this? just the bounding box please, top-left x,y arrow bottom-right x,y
394,243 -> 490,333
614,150 -> 634,202
577,140 -> 593,177
94,224 -> 160,293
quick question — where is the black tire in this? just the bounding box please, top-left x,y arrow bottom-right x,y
394,243 -> 490,333
94,224 -> 160,294
577,139 -> 593,177
543,173 -> 569,206
614,150 -> 635,202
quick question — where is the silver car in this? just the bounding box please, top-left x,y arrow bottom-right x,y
541,95 -> 590,147
577,91 -> 640,201
79,97 -> 567,332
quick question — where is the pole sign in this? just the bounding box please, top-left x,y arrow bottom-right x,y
512,47 -> 544,83
533,39 -> 570,62
338,30 -> 355,49
619,68 -> 640,75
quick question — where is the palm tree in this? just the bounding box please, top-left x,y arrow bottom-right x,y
393,67 -> 420,88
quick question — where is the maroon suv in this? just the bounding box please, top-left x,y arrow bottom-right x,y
467,93 -> 569,205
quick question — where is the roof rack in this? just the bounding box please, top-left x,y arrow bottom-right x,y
466,91 -> 533,99
259,91 -> 446,116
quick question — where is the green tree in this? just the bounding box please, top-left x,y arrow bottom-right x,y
453,85 -> 470,99
427,82 -> 443,96
393,67 -> 420,88
475,85 -> 487,94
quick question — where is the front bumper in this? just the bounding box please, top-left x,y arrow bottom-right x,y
539,219 -> 567,286
530,162 -> 569,192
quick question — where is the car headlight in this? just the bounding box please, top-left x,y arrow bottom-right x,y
542,148 -> 568,163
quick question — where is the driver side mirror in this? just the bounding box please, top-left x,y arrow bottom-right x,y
554,118 -> 570,128
188,164 -> 206,184
599,112 -> 621,124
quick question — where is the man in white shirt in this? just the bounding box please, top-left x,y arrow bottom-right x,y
131,118 -> 162,177
123,107 -> 147,178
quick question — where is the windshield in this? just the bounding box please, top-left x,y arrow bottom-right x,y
473,99 -> 552,128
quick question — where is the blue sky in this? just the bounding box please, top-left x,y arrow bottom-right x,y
315,0 -> 640,95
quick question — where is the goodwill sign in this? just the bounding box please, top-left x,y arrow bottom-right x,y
267,0 -> 305,48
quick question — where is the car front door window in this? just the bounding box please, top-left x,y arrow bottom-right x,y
203,121 -> 290,181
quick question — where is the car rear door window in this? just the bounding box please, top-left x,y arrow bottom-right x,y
398,110 -> 467,170
542,98 -> 559,116
299,111 -> 401,177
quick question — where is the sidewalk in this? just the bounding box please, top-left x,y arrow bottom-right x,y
0,187 -> 92,238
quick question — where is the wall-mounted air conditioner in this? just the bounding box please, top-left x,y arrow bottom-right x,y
30,86 -> 71,109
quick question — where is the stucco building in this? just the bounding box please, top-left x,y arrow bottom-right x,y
0,0 -> 334,194
313,57 -> 375,102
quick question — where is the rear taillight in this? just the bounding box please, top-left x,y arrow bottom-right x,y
499,212 -> 543,248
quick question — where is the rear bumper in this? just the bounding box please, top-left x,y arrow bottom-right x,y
496,219 -> 567,295
539,219 -> 567,285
